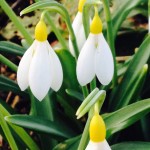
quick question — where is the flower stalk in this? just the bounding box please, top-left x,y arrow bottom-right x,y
35,0 -> 68,49
77,111 -> 93,150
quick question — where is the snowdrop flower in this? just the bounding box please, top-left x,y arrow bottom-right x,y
77,7 -> 114,86
17,20 -> 63,101
69,0 -> 86,56
85,113 -> 111,150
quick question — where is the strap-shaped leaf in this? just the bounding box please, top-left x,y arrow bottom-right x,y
0,75 -> 28,96
5,115 -> 76,140
109,35 -> 150,111
104,99 -> 150,138
53,135 -> 81,150
66,89 -> 83,102
0,104 -> 40,150
115,64 -> 148,109
0,41 -> 25,56
111,142 -> 150,150
112,0 -> 147,39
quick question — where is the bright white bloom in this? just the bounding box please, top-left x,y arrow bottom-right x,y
85,113 -> 111,150
77,8 -> 114,86
86,140 -> 111,150
69,0 -> 86,56
17,20 -> 63,101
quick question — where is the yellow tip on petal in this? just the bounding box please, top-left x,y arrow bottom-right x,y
78,0 -> 86,12
90,7 -> 103,34
90,114 -> 106,142
35,20 -> 47,41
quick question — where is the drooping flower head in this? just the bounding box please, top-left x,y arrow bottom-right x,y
69,0 -> 86,56
77,7 -> 114,86
85,113 -> 111,150
17,19 -> 63,101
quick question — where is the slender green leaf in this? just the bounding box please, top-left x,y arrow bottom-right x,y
111,142 -> 150,150
0,112 -> 18,150
109,35 -> 150,111
0,75 -> 28,96
117,57 -> 132,77
0,55 -> 18,72
0,105 -> 40,150
112,0 -> 147,39
66,89 -> 83,102
104,99 -> 150,138
53,136 -> 81,150
115,64 -> 148,109
0,41 -> 25,56
5,115 -> 76,140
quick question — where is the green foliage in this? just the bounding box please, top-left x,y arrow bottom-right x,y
0,0 -> 150,149
111,142 -> 150,150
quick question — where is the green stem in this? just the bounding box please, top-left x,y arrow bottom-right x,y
44,7 -> 79,59
90,78 -> 96,91
29,91 -> 55,149
0,54 -> 17,72
82,86 -> 89,98
0,105 -> 40,150
29,89 -> 37,116
0,0 -> 33,45
45,13 -> 68,49
35,0 -> 68,49
43,8 -> 80,59
77,111 -> 93,150
77,116 -> 90,150
0,112 -> 18,150
102,0 -> 117,86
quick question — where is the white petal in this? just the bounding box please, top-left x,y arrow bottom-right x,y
69,12 -> 86,56
48,43 -> 63,91
77,23 -> 86,52
76,34 -> 96,86
69,36 -> 75,56
17,41 -> 36,91
95,33 -> 114,85
85,140 -> 111,150
29,41 -> 51,101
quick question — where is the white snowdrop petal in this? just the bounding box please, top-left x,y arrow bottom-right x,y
48,43 -> 63,91
72,12 -> 83,32
95,33 -> 114,85
69,12 -> 86,56
85,140 -> 111,150
69,36 -> 75,56
77,34 -> 96,86
17,41 -> 36,91
29,41 -> 51,101
77,24 -> 86,51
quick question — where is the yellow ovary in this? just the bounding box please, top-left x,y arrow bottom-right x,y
90,8 -> 103,34
78,0 -> 86,12
35,20 -> 47,41
90,114 -> 106,142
